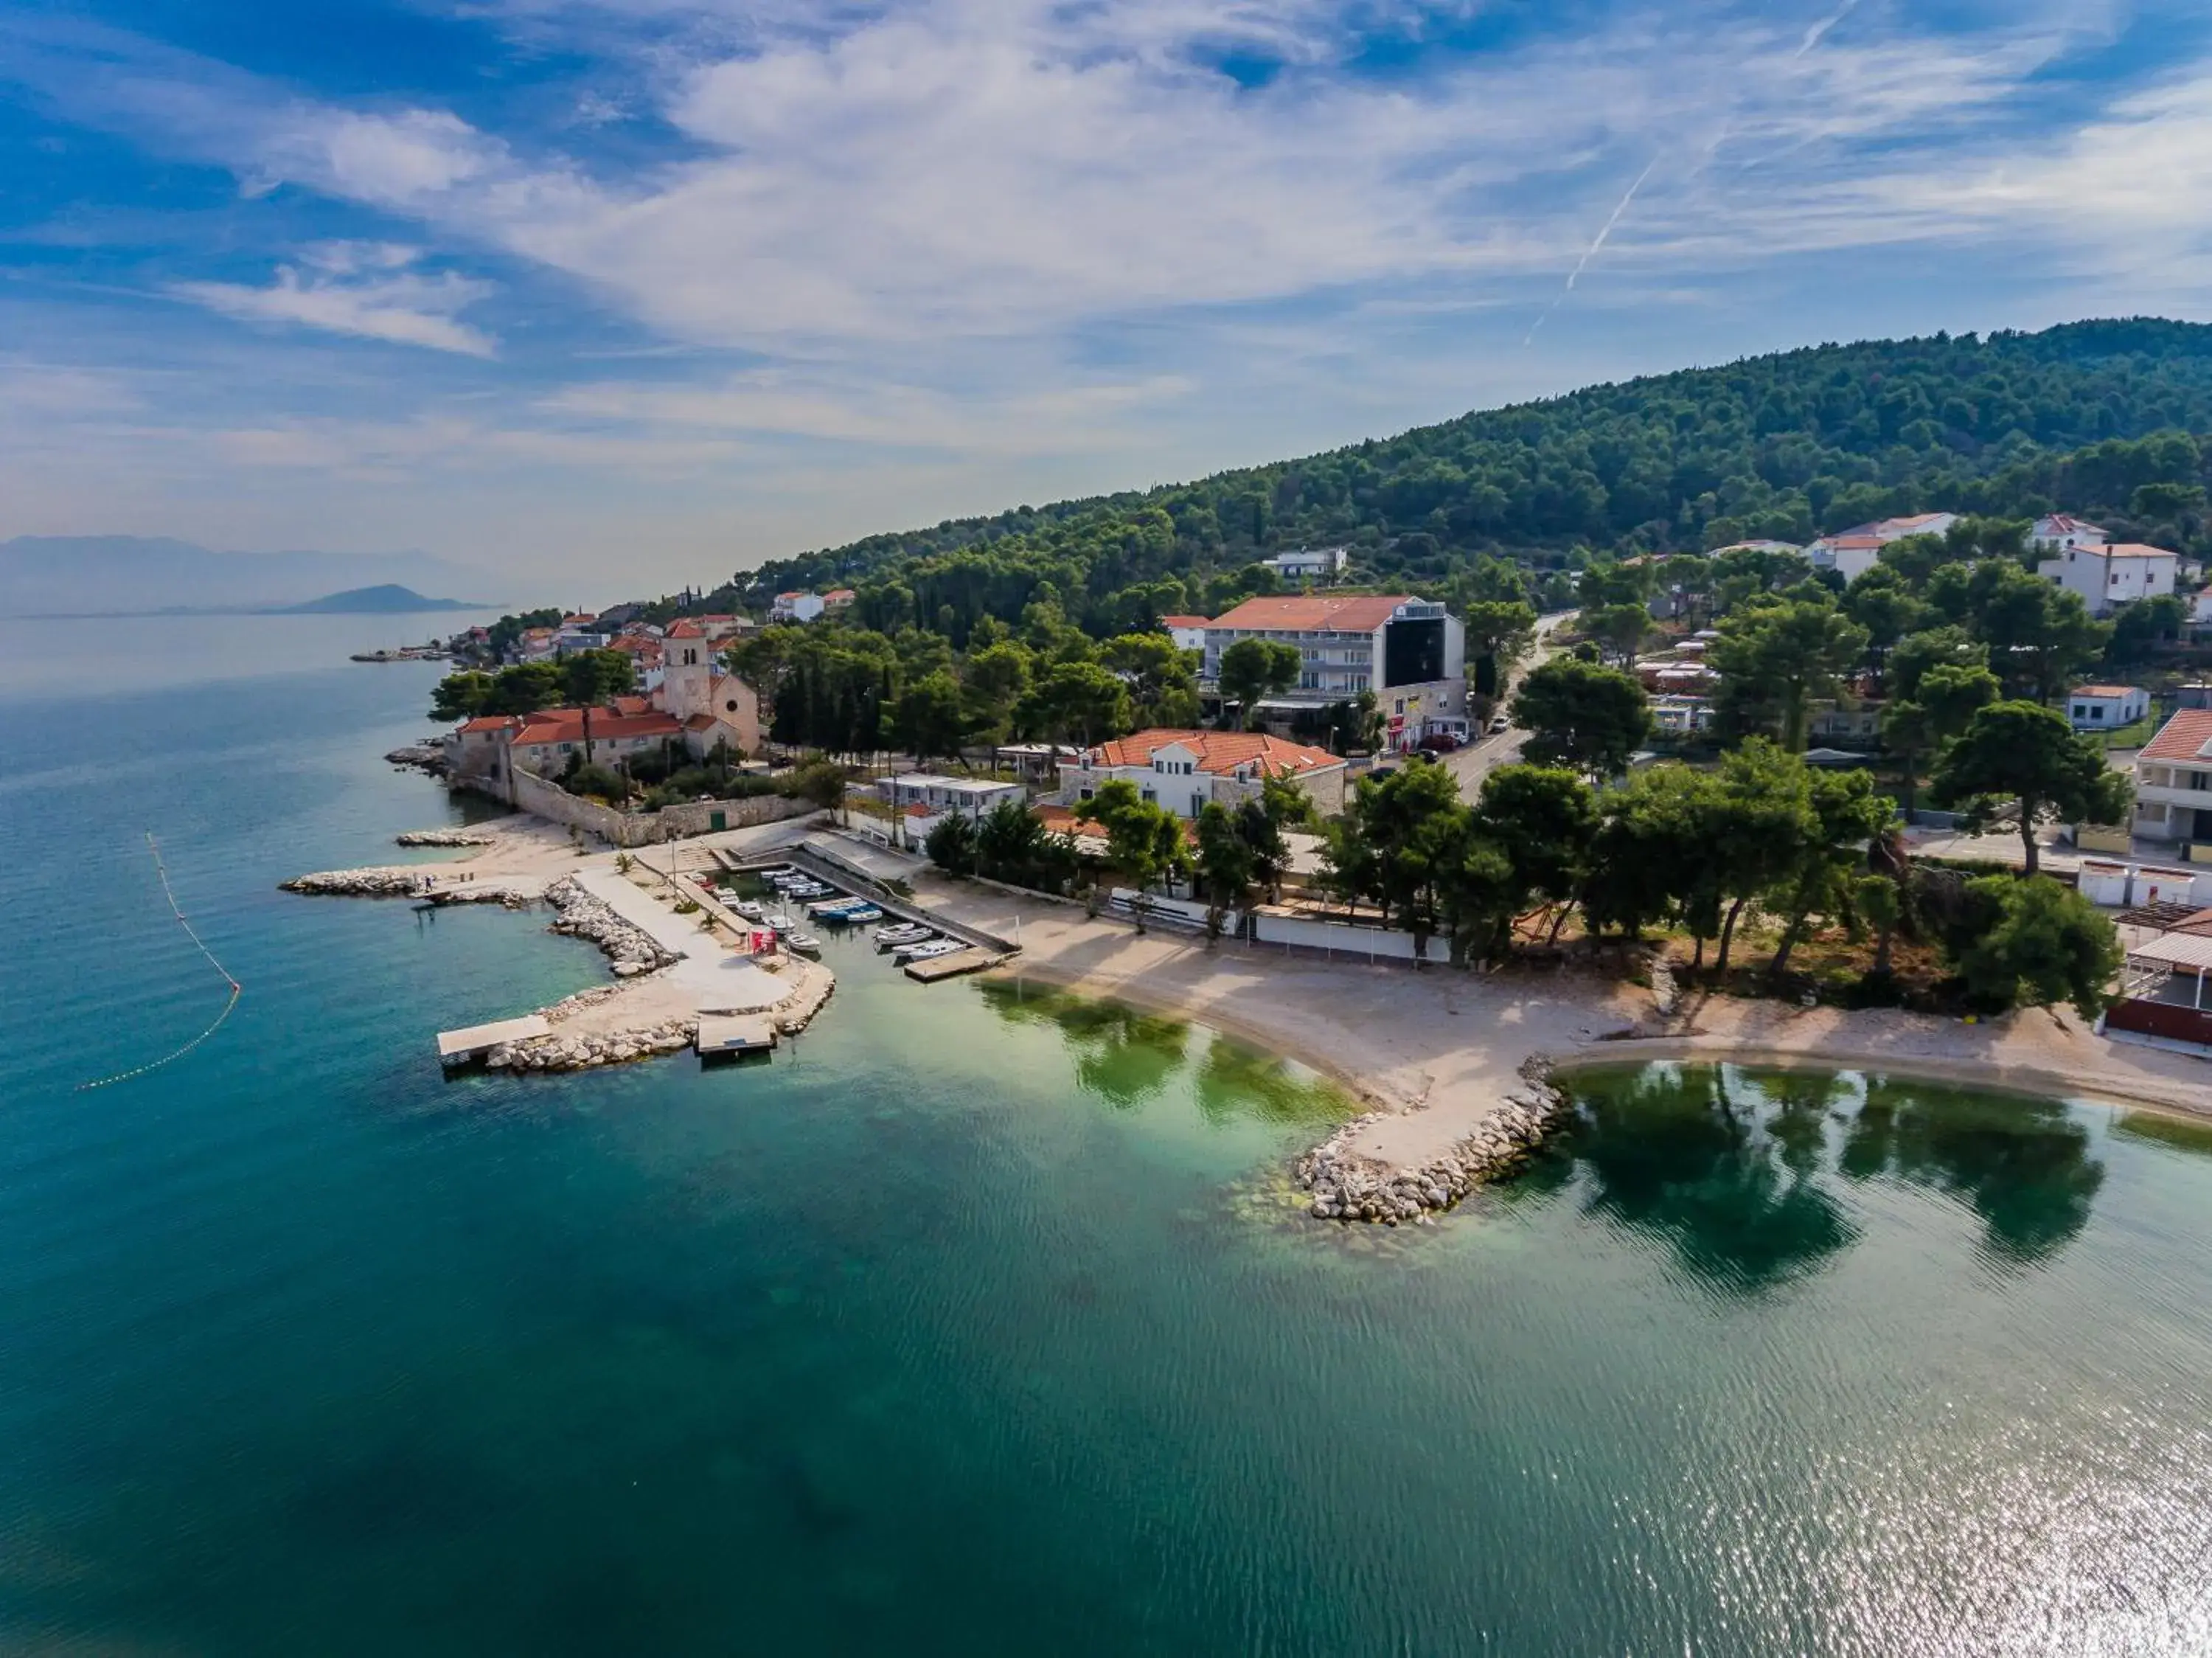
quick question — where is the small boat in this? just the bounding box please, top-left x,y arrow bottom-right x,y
785,932 -> 823,956
897,938 -> 965,963
734,898 -> 765,920
807,898 -> 861,917
838,904 -> 883,924
768,915 -> 793,934
875,924 -> 931,947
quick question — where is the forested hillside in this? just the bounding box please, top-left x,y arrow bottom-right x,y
717,318 -> 2212,639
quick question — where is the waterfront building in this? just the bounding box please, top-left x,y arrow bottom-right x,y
1202,594 -> 1467,751
659,620 -> 760,756
1064,729 -> 1347,818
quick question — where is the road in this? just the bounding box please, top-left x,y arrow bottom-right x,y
1439,609 -> 1576,796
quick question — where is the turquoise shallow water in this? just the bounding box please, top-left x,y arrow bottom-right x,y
4,623 -> 2212,1654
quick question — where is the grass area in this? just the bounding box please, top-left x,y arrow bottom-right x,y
2097,712 -> 2157,749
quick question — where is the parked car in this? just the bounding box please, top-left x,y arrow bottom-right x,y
1487,713 -> 1512,734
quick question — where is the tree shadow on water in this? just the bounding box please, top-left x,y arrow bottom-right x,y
1565,1066 -> 1858,1294
978,981 -> 1189,1109
1841,1075 -> 2104,1265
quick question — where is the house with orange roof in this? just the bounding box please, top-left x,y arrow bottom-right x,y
1203,594 -> 1467,752
2038,542 -> 2178,616
508,707 -> 686,777
1809,513 -> 1959,582
1158,614 -> 1211,653
1063,728 -> 1347,818
2132,710 -> 2212,848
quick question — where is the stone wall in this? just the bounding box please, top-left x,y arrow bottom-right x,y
491,769 -> 813,847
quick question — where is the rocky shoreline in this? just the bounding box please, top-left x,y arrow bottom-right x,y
385,741 -> 447,774
394,828 -> 495,847
282,867 -> 533,906
543,875 -> 674,977
1293,1058 -> 1573,1224
483,983 -> 698,1074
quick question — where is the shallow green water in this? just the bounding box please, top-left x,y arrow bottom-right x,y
5,625 -> 2211,1654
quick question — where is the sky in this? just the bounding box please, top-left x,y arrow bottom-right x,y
4,0 -> 2211,597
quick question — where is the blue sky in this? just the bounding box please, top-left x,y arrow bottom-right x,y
3,0 -> 2210,594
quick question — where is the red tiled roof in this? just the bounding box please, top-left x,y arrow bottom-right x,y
511,709 -> 684,747
456,715 -> 519,734
1086,728 -> 1343,778
666,619 -> 704,638
2141,710 -> 2212,763
612,695 -> 653,715
1823,535 -> 1885,551
1158,614 -> 1211,628
2097,544 -> 2178,560
1206,594 -> 1413,633
2071,685 -> 2142,699
823,589 -> 855,603
2040,514 -> 2104,534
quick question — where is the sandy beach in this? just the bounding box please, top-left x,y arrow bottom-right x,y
908,870 -> 2212,1171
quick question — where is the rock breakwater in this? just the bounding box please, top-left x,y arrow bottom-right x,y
545,876 -> 674,976
395,829 -> 495,847
282,868 -> 531,906
1293,1061 -> 1571,1224
385,742 -> 446,774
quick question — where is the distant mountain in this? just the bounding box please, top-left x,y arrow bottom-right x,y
278,584 -> 480,614
0,535 -> 494,616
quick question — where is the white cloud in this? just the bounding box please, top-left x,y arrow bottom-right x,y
170,246 -> 500,355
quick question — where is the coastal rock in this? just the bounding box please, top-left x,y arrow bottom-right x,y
281,867 -> 529,906
394,829 -> 495,847
543,877 -> 676,974
386,742 -> 447,774
1290,1059 -> 1571,1226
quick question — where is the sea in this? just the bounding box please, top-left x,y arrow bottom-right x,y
4,614 -> 2211,1655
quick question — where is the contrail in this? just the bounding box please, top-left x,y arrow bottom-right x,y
1523,154 -> 1659,346
1795,0 -> 1860,58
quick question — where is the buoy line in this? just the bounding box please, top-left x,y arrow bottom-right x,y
76,834 -> 243,1092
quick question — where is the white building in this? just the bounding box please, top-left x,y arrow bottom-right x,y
2065,684 -> 2149,730
876,774 -> 1026,819
1203,593 -> 1467,751
1064,729 -> 1348,819
1159,614 -> 1211,654
2037,544 -> 2179,616
1263,547 -> 1350,581
1808,513 -> 1960,583
2032,514 -> 2108,552
2131,710 -> 2212,846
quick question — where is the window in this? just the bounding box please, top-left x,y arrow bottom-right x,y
2091,707 -> 2105,720
1141,788 -> 1156,803
2192,772 -> 2211,793
2071,706 -> 2085,719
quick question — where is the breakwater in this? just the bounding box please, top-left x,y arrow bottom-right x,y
1293,1059 -> 1571,1224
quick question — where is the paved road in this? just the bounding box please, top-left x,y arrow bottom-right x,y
1439,609 -> 1576,796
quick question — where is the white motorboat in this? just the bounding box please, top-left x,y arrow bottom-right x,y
897,939 -> 965,962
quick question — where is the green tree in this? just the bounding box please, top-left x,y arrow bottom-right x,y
430,670 -> 495,722
1326,760 -> 1465,958
1709,594 -> 1871,751
1474,765 -> 1598,940
1217,638 -> 1303,729
1581,601 -> 1652,667
1021,661 -> 1133,747
1581,763 -> 1713,946
1704,740 -> 1823,976
1510,658 -> 1652,779
1765,766 -> 1893,979
1089,779 -> 1189,925
560,648 -> 637,710
1194,802 -> 1256,934
1929,701 -> 2133,875
1879,662 -> 2000,816
1845,565 -> 1926,687
1887,626 -> 1987,701
1101,631 -> 1202,728
1950,875 -> 2124,1019
961,639 -> 1034,740
925,811 -> 978,875
888,670 -> 975,767
1856,873 -> 1902,982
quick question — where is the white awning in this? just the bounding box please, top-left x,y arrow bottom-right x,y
2125,932 -> 2212,973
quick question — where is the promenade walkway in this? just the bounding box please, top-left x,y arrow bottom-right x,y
573,867 -> 785,1013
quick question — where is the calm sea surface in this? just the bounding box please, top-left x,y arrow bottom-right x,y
4,618 -> 2211,1654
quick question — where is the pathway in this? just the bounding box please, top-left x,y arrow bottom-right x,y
573,867 -> 787,1013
